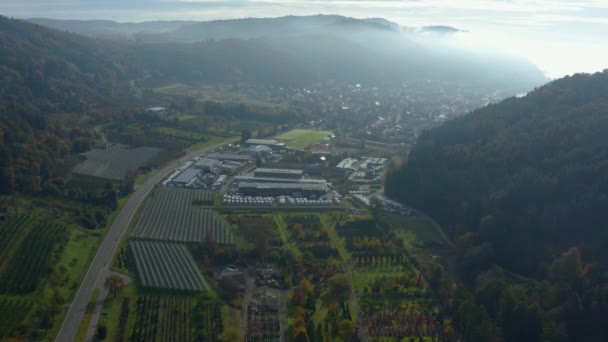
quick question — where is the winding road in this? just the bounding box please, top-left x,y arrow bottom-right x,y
55,137 -> 239,342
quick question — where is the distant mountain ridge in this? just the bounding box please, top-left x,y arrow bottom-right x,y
27,15 -> 454,41
25,14 -> 546,91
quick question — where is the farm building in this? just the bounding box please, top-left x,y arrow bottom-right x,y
170,168 -> 201,186
220,162 -> 244,175
246,145 -> 273,158
238,182 -> 328,197
233,176 -> 327,185
193,158 -> 219,172
207,153 -> 252,163
244,138 -> 285,150
212,175 -> 227,189
254,168 -> 304,179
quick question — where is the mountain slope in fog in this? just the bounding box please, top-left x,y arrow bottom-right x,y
29,15 -> 548,90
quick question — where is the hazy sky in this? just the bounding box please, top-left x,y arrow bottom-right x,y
2,0 -> 607,78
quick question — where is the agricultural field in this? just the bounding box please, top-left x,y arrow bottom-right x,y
132,187 -> 234,244
0,216 -> 33,264
245,293 -> 281,342
0,219 -> 68,294
336,218 -> 399,257
0,298 -> 33,339
155,127 -> 208,141
387,215 -> 447,248
101,289 -> 225,342
74,144 -> 163,181
280,214 -> 343,282
359,297 -> 444,341
130,240 -> 210,291
334,215 -> 447,341
275,129 -> 333,150
130,296 -> 192,342
226,214 -> 283,257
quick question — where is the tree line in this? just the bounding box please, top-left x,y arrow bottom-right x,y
386,70 -> 608,341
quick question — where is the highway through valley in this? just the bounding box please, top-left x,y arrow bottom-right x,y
56,137 -> 239,342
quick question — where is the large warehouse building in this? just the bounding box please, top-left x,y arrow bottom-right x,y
244,139 -> 285,150
253,168 -> 304,179
233,176 -> 327,185
238,182 -> 328,197
169,168 -> 201,187
207,153 -> 252,163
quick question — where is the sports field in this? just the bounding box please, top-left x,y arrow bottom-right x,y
275,129 -> 332,149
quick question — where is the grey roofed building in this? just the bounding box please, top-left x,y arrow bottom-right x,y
244,138 -> 286,150
238,182 -> 328,197
245,138 -> 279,145
233,176 -> 327,185
246,145 -> 273,157
171,168 -> 201,184
254,168 -> 304,179
207,153 -> 252,162
194,158 -> 219,170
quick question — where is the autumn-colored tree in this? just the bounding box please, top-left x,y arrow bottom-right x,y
104,275 -> 125,298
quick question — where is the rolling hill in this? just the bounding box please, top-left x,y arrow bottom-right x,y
386,70 -> 608,341
28,15 -> 548,90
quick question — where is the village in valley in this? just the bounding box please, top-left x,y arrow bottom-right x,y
81,124 -> 452,342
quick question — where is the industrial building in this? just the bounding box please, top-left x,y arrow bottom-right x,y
207,153 -> 252,163
193,158 -> 219,172
244,139 -> 286,150
212,175 -> 227,189
253,168 -> 304,179
246,145 -> 273,158
220,161 -> 244,175
169,168 -> 201,186
233,176 -> 327,185
238,182 -> 328,197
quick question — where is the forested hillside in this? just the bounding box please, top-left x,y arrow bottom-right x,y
0,16 -> 142,194
0,16 -> 325,196
386,71 -> 608,341
30,15 -> 548,90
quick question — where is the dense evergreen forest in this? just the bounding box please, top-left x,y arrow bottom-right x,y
386,71 -> 608,341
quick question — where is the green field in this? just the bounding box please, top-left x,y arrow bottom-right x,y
155,127 -> 207,140
387,215 -> 446,247
275,129 -> 332,149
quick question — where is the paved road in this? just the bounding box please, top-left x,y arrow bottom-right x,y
84,272 -> 133,342
55,137 -> 239,342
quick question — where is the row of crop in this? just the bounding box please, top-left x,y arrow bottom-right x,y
352,254 -> 415,271
335,219 -> 385,238
0,298 -> 32,339
193,300 -> 223,341
131,296 -> 194,342
131,296 -> 161,341
0,216 -> 34,263
359,299 -> 444,340
156,297 -> 192,342
115,298 -> 130,342
133,188 -> 233,244
346,236 -> 398,255
130,240 -> 208,291
283,215 -> 322,230
0,222 -> 68,294
246,302 -> 280,341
